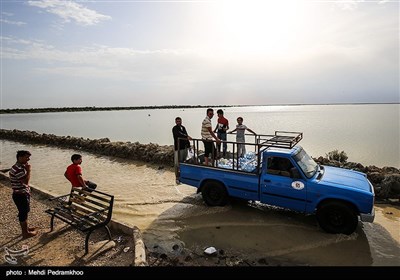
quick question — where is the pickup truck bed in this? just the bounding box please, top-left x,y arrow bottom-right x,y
178,131 -> 375,235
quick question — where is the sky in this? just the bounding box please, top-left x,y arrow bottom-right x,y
0,0 -> 399,109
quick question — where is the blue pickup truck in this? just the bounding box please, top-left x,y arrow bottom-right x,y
178,131 -> 375,235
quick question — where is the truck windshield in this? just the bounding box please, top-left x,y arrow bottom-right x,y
293,148 -> 318,178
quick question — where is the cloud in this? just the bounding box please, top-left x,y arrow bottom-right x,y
1,37 -> 201,80
2,32 -> 398,104
2,12 -> 14,16
334,0 -> 364,10
28,0 -> 111,26
0,19 -> 27,26
1,11 -> 26,25
334,0 -> 391,10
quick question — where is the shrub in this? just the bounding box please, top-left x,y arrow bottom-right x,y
326,150 -> 348,163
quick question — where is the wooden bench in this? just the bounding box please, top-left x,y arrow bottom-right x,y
45,188 -> 114,254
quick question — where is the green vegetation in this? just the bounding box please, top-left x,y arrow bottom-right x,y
326,149 -> 348,163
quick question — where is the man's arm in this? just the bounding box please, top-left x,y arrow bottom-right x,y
77,174 -> 87,188
207,127 -> 220,142
247,128 -> 257,135
214,123 -> 219,133
22,163 -> 31,185
223,118 -> 229,131
174,126 -> 189,138
172,126 -> 180,139
182,127 -> 192,141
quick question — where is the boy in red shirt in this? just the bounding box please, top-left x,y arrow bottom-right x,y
214,109 -> 229,158
64,154 -> 96,191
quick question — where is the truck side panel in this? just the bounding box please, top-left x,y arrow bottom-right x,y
260,154 -> 308,213
180,163 -> 260,201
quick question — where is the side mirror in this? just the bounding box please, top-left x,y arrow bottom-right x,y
290,167 -> 301,179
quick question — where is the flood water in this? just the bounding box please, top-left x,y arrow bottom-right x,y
1,104 -> 399,167
176,201 -> 400,266
0,140 -> 399,266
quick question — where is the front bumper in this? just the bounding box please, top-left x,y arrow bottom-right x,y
360,207 -> 375,223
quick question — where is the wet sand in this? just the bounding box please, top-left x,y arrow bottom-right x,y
171,201 -> 400,266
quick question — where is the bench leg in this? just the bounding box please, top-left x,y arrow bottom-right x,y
50,215 -> 55,232
84,226 -> 112,254
104,225 -> 112,240
85,230 -> 94,255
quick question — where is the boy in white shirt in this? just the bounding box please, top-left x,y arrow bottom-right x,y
229,117 -> 256,158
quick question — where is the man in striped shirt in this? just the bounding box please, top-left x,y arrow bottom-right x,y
201,108 -> 221,166
9,150 -> 37,238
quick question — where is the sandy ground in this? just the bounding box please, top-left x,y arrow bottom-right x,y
0,179 -> 136,268
0,178 -> 270,269
1,174 -> 399,271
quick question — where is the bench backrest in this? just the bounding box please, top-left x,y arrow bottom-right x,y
67,188 -> 114,227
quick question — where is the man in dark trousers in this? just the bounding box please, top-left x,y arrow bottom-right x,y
172,117 -> 192,184
214,109 -> 229,158
9,150 -> 37,238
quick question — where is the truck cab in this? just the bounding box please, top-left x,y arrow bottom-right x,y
178,131 -> 375,235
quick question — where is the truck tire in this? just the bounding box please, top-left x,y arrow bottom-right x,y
316,201 -> 358,235
202,181 -> 228,206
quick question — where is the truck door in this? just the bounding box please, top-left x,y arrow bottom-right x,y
260,156 -> 307,212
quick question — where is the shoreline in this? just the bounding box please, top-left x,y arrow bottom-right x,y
1,128 -> 399,200
0,105 -> 233,115
1,103 -> 397,114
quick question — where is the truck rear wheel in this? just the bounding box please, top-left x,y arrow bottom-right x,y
202,181 -> 228,206
316,201 -> 358,235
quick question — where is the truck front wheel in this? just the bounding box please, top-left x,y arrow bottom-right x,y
316,201 -> 358,235
202,181 -> 228,206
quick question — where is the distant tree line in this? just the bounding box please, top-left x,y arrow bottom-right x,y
0,105 -> 237,114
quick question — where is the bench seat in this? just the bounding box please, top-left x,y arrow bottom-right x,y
45,188 -> 114,254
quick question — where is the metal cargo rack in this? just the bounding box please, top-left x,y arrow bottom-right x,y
178,131 -> 303,173
257,131 -> 303,150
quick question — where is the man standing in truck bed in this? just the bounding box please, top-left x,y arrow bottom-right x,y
172,117 -> 192,184
201,108 -> 220,166
214,109 -> 229,158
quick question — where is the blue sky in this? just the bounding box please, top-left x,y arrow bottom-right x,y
1,0 -> 399,109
